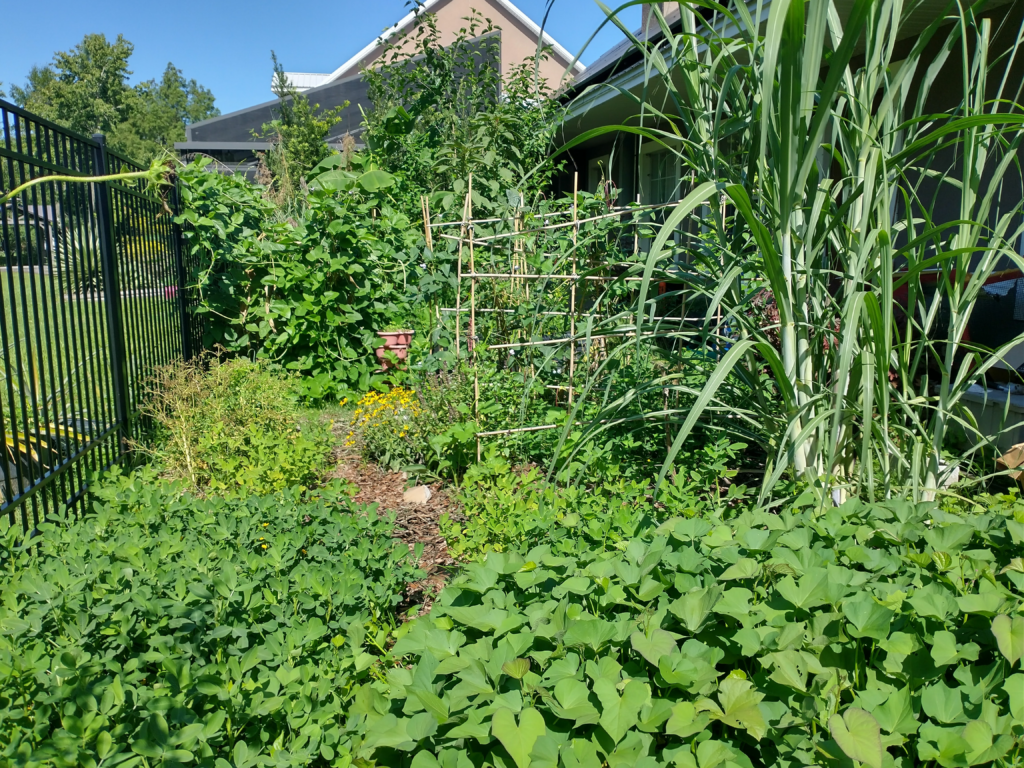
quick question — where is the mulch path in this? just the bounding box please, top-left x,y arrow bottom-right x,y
327,446 -> 458,618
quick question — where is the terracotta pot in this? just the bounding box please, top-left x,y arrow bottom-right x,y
375,344 -> 409,371
378,330 -> 415,348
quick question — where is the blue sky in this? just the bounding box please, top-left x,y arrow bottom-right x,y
1,0 -> 639,116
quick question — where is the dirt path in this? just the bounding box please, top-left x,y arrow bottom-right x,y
328,448 -> 456,616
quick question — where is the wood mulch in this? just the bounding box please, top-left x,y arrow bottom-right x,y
327,445 -> 458,618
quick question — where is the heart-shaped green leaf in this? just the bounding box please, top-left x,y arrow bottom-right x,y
922,682 -> 964,724
828,708 -> 883,768
714,676 -> 766,741
931,551 -> 953,570
776,568 -> 830,610
630,628 -> 679,666
551,678 -> 599,726
594,677 -> 650,743
719,557 -> 760,581
356,169 -> 395,192
491,707 -> 546,768
842,594 -> 894,641
669,586 -> 723,632
502,658 -> 531,680
991,614 -> 1023,667
666,701 -> 711,739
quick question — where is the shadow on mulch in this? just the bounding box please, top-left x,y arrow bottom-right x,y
327,448 -> 458,618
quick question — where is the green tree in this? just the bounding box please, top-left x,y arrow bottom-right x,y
112,63 -> 219,162
9,34 -> 217,163
14,34 -> 136,139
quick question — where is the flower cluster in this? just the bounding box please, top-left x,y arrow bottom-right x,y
344,387 -> 431,471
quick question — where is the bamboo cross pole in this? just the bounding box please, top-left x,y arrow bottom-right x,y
430,199 -> 682,229
434,200 -> 687,244
455,272 -> 649,282
486,330 -> 688,350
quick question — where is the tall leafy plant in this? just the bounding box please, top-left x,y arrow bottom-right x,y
560,0 -> 1024,502
177,157 -> 416,400
362,7 -> 563,217
257,52 -> 346,202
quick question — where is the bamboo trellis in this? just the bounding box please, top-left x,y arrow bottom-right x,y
430,174 -> 727,459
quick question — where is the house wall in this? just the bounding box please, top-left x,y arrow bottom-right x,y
334,0 -> 577,89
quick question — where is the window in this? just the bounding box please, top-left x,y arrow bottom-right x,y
646,149 -> 679,205
640,147 -> 684,254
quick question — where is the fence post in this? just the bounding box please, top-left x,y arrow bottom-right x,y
169,180 -> 193,362
91,134 -> 131,451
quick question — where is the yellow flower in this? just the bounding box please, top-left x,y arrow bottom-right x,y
262,544 -> 268,549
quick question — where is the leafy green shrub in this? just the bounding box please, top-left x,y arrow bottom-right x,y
0,469 -> 423,767
353,495 -> 1024,767
142,357 -> 331,496
440,456 -> 664,562
440,439 -> 753,562
177,156 -> 417,401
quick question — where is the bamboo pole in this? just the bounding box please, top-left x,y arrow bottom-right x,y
469,177 -> 476,359
455,188 -> 469,359
422,195 -> 434,250
569,172 -> 578,406
486,330 -> 686,350
717,193 -> 726,353
455,272 -> 636,281
434,201 -> 687,243
513,209 -> 523,296
429,198 -> 682,231
468,176 -> 481,462
477,424 -> 562,438
478,416 -> 622,439
634,193 -> 641,255
441,308 -> 699,319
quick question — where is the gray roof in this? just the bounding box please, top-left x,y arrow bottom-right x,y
181,69 -> 369,147
178,31 -> 502,153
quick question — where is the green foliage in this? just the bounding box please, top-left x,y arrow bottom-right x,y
347,371 -> 478,479
141,357 -> 332,495
113,63 -> 219,163
440,435 -> 752,562
12,34 -> 136,138
354,493 -> 1024,767
440,455 -> 665,562
362,8 -> 562,218
0,469 -> 423,768
10,34 -> 217,162
563,0 -> 1024,501
258,53 -> 346,200
177,157 -> 417,401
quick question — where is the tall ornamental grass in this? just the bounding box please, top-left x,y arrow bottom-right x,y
559,0 -> 1024,502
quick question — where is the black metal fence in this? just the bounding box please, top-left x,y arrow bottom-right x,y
0,98 -> 199,532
